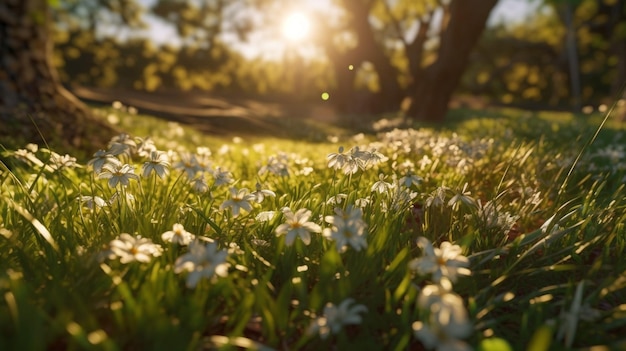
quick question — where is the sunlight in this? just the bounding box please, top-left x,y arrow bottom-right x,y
281,12 -> 311,42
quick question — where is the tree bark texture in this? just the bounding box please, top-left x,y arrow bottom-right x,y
407,0 -> 498,122
321,0 -> 404,114
0,0 -> 113,149
347,0 -> 404,113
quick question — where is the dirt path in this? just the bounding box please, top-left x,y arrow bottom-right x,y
72,86 -> 340,135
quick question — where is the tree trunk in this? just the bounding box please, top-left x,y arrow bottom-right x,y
0,0 -> 114,150
563,1 -> 582,110
609,0 -> 626,98
348,0 -> 404,113
332,54 -> 360,113
407,0 -> 498,122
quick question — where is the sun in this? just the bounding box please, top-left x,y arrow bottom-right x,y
281,12 -> 311,42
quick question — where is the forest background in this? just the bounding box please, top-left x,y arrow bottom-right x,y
51,0 -> 626,120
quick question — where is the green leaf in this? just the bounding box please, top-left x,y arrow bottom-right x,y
478,338 -> 514,351
526,324 -> 554,351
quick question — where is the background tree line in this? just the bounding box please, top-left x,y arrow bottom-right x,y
465,0 -> 626,109
53,0 -> 626,111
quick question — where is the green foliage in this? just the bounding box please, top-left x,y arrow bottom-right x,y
478,337 -> 514,351
1,106 -> 626,349
464,0 -> 626,108
49,0 -> 625,113
53,28 -> 332,100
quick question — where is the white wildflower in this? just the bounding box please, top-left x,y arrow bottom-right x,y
323,206 -> 368,252
174,240 -> 229,288
308,298 -> 368,339
409,237 -> 471,284
108,233 -> 162,264
161,223 -> 195,245
275,207 -> 322,246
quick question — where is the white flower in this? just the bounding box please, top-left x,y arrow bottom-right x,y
194,151 -> 213,173
196,146 -> 212,157
425,186 -> 448,208
48,152 -> 79,170
136,137 -> 157,158
327,146 -> 350,171
448,183 -> 476,210
323,206 -> 368,252
108,133 -> 137,156
355,197 -> 371,208
142,151 -> 170,179
12,148 -> 42,167
308,298 -> 368,339
252,182 -> 276,203
298,166 -> 314,176
108,233 -> 162,264
25,143 -> 38,153
326,146 -> 369,175
255,211 -> 276,222
212,167 -> 233,187
326,193 -> 348,206
88,149 -> 121,174
258,154 -> 289,176
190,173 -> 210,193
348,146 -> 369,164
418,155 -> 433,171
98,163 -> 139,188
218,144 -> 230,155
475,199 -> 519,234
409,237 -> 471,284
109,191 -> 135,207
413,284 -> 472,351
412,321 -> 471,351
106,142 -> 129,157
174,152 -> 200,179
371,173 -> 394,194
275,207 -> 321,246
219,187 -> 256,217
399,171 -> 423,188
418,285 -> 471,335
363,148 -> 387,165
343,147 -> 365,174
161,223 -> 195,245
174,240 -> 229,288
77,195 -> 108,210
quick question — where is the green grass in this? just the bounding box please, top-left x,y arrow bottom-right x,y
1,104 -> 625,350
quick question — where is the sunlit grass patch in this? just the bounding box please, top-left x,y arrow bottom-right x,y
1,105 -> 625,350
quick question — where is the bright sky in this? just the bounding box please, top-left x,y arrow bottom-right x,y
129,0 -> 541,59
489,0 -> 542,25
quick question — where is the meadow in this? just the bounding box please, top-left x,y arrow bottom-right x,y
1,103 -> 625,350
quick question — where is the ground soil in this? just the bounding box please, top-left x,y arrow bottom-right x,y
71,86 -> 342,136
